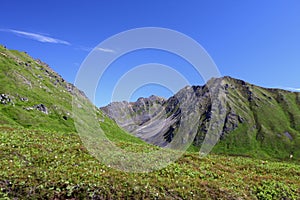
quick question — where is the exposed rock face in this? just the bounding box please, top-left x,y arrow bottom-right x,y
101,78 -> 232,146
102,95 -> 166,135
34,104 -> 48,114
101,76 -> 300,156
20,97 -> 28,102
0,94 -> 12,105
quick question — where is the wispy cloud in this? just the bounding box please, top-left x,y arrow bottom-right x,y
95,47 -> 116,53
1,28 -> 117,52
277,87 -> 300,92
285,87 -> 300,92
1,29 -> 70,45
77,46 -> 116,53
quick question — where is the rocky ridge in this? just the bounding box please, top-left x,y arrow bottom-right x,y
0,45 -> 96,131
101,76 -> 300,158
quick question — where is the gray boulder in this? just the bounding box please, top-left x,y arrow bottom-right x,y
34,104 -> 48,114
0,94 -> 12,104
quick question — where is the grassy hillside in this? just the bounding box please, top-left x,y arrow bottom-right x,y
0,45 -> 76,131
1,126 -> 299,199
0,45 -> 144,145
211,78 -> 300,159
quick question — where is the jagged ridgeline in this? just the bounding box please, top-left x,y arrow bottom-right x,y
0,45 -> 143,144
102,77 -> 300,159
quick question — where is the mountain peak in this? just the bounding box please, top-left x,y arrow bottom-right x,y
102,75 -> 300,159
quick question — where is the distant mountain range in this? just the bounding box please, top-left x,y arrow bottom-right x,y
101,77 -> 300,159
1,44 -> 299,160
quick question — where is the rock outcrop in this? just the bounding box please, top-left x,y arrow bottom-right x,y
33,104 -> 48,114
0,94 -> 13,105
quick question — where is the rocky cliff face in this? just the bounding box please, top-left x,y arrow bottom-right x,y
102,95 -> 166,134
101,76 -> 300,158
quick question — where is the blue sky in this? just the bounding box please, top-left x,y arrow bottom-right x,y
1,0 -> 300,106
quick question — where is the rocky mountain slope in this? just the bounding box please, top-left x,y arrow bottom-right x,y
102,76 -> 300,159
0,45 -> 142,144
0,45 -> 84,131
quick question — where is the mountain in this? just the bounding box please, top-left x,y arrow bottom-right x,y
3,43 -> 299,160
0,44 -> 143,144
101,76 -> 300,159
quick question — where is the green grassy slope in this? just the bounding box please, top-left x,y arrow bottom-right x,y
0,45 -> 143,144
0,46 -> 73,131
1,126 -> 299,199
212,77 -> 300,160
